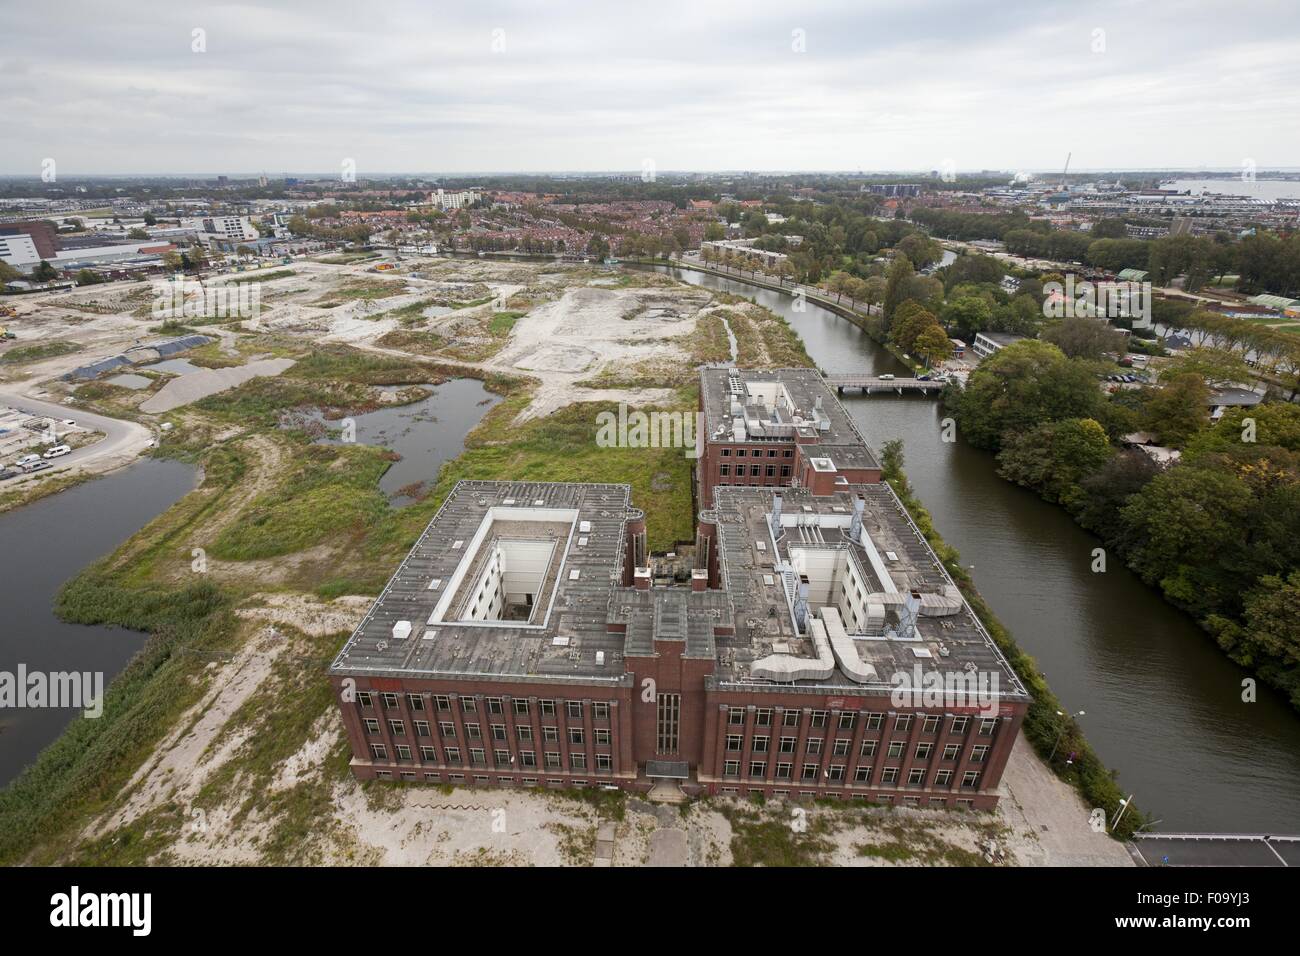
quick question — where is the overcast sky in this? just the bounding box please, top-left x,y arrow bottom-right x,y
1,0 -> 1297,176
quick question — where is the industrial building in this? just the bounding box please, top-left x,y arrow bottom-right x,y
329,369 -> 1030,807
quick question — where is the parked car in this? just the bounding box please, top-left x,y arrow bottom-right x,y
43,444 -> 71,459
14,454 -> 40,467
879,373 -> 895,381
61,419 -> 76,427
0,469 -> 17,482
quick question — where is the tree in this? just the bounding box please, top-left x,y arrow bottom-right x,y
74,269 -> 105,285
32,260 -> 58,282
913,324 -> 953,368
1042,317 -> 1128,360
703,222 -> 726,242
996,417 -> 1115,509
889,300 -> 940,354
1164,347 -> 1252,388
1141,372 -> 1209,447
953,340 -> 1104,450
881,254 -> 914,328
940,295 -> 993,335
586,234 -> 610,260
128,227 -> 150,240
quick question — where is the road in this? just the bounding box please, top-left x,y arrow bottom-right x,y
0,386 -> 153,480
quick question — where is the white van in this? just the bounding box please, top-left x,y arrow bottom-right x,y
43,445 -> 71,459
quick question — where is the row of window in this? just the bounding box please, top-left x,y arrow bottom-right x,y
368,742 -> 614,773
718,447 -> 794,458
717,788 -> 979,809
725,735 -> 990,762
376,772 -> 603,788
726,708 -> 998,736
356,692 -> 610,721
721,760 -> 983,789
365,718 -> 611,747
718,463 -> 791,478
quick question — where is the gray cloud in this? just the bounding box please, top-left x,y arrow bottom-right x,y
1,0 -> 1296,174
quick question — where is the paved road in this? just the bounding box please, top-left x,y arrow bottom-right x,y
0,387 -> 153,479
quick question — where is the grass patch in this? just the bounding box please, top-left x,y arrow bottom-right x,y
719,804 -> 836,866
0,340 -> 83,364
312,277 -> 407,308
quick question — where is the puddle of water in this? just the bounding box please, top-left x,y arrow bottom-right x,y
293,378 -> 500,506
140,358 -> 201,375
106,374 -> 152,390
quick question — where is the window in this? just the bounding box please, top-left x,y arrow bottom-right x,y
950,716 -> 969,734
894,715 -> 913,732
540,699 -> 555,717
656,693 -> 681,754
801,762 -> 819,780
865,712 -> 884,730
750,760 -> 766,777
908,768 -> 925,786
566,701 -> 583,719
545,752 -> 561,769
494,749 -> 511,767
356,691 -> 373,709
915,743 -> 934,760
810,710 -> 828,728
780,464 -> 791,478
543,726 -> 559,742
765,465 -> 775,477
461,697 -> 477,714
726,734 -> 743,751
782,710 -> 800,727
415,720 -> 430,737
407,693 -> 425,712
363,718 -> 380,735
465,722 -> 481,740
719,463 -> 730,477
854,766 -> 872,782
881,768 -> 899,784
887,741 -> 904,759
935,770 -> 953,786
721,448 -> 731,457
517,725 -> 533,742
962,771 -> 981,789
520,751 -> 536,768
420,746 -> 437,761
756,708 -> 773,726
728,708 -> 746,726
487,697 -> 503,715
828,765 -> 845,781
779,736 -> 796,754
776,762 -> 793,780
735,448 -> 746,457
444,747 -> 461,764
594,728 -> 611,746
833,739 -> 850,757
752,735 -> 769,753
370,744 -> 387,760
388,719 -> 406,737
943,743 -> 960,760
922,715 -> 940,733
596,754 -> 612,771
513,699 -> 530,717
972,745 -> 990,763
395,744 -> 412,760
438,721 -> 456,738
978,718 -> 997,737
783,449 -> 793,458
381,692 -> 399,709
470,748 -> 486,766
568,728 -> 585,745
492,724 -> 507,741
860,740 -> 878,757
724,760 -> 740,777
838,713 -> 856,730
434,695 -> 451,712
570,753 -> 587,770
593,702 -> 610,720
806,737 -> 823,755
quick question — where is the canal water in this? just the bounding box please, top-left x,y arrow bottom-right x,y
658,264 -> 1300,833
0,458 -> 196,786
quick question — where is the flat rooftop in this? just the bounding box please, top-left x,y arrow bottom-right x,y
707,484 -> 1029,699
328,480 -> 640,684
700,367 -> 879,471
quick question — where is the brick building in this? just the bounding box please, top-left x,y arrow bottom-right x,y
330,372 -> 1030,809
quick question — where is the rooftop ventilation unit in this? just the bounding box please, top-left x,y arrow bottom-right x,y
392,621 -> 412,641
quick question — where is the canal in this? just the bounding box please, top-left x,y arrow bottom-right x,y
657,263 -> 1300,834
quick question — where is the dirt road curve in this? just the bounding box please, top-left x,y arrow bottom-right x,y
0,387 -> 153,478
